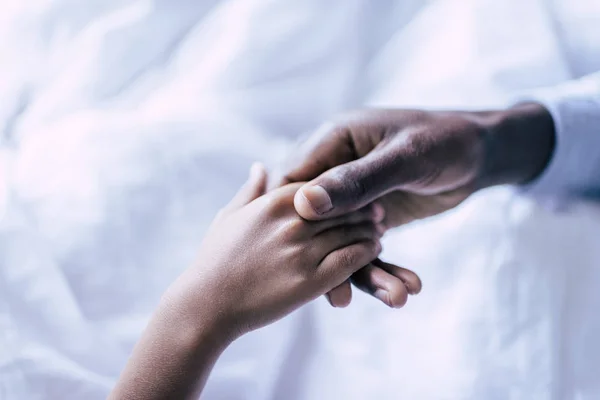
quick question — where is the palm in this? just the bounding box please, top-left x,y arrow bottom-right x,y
378,187 -> 472,229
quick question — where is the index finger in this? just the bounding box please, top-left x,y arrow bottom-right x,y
277,122 -> 357,187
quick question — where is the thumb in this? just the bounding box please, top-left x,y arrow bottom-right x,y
294,148 -> 402,220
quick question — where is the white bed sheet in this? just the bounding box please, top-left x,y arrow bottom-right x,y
2,1 -> 600,399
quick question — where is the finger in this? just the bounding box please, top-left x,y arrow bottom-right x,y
224,163 -> 268,211
350,263 -> 409,308
326,280 -> 352,308
317,240 -> 382,288
294,147 -> 404,220
310,203 -> 385,234
314,222 -> 384,261
373,258 -> 422,295
279,122 -> 358,187
269,132 -> 317,190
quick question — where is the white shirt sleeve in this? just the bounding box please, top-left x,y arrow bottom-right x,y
520,71 -> 600,199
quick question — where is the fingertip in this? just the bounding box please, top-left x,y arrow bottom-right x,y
351,262 -> 409,308
293,189 -> 315,220
370,278 -> 408,308
249,161 -> 262,175
272,175 -> 291,190
294,185 -> 332,220
336,300 -> 351,308
366,240 -> 383,264
375,223 -> 386,237
372,203 -> 386,223
250,162 -> 266,181
373,259 -> 423,296
389,284 -> 409,308
372,289 -> 394,308
375,283 -> 408,309
331,293 -> 352,308
408,275 -> 423,295
398,269 -> 423,295
327,281 -> 352,308
325,292 -> 335,307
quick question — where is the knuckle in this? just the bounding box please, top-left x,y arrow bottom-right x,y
330,165 -> 368,199
284,244 -> 302,261
334,164 -> 355,181
348,173 -> 369,199
307,238 -> 325,262
361,221 -> 378,234
260,190 -> 293,216
296,258 -> 317,282
284,245 -> 309,274
349,224 -> 373,241
337,247 -> 360,267
319,120 -> 344,135
285,218 -> 306,237
366,240 -> 382,258
308,120 -> 347,145
396,129 -> 430,160
329,123 -> 350,142
259,192 -> 279,211
330,109 -> 366,127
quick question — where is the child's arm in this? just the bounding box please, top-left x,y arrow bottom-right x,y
108,164 -> 420,400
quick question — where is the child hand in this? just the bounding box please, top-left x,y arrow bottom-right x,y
165,163 -> 388,340
110,163 -> 422,400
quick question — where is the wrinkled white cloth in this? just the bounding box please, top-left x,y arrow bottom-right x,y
1,1 -> 600,399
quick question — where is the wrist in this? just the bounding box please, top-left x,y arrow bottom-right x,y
110,282 -> 234,400
159,278 -> 239,351
477,102 -> 556,188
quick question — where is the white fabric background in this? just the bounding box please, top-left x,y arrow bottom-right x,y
1,1 -> 600,399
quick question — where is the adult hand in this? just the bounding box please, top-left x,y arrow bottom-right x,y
282,104 -> 555,307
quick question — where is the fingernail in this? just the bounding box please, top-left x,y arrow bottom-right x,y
329,290 -> 350,308
408,287 -> 420,295
372,203 -> 385,222
326,293 -> 337,308
300,185 -> 333,215
407,281 -> 422,295
374,289 -> 392,307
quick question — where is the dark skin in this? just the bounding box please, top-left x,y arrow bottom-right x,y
283,103 -> 556,307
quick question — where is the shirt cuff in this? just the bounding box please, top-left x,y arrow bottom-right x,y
514,73 -> 600,200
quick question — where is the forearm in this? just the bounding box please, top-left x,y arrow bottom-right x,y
108,287 -> 233,400
478,102 -> 556,188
